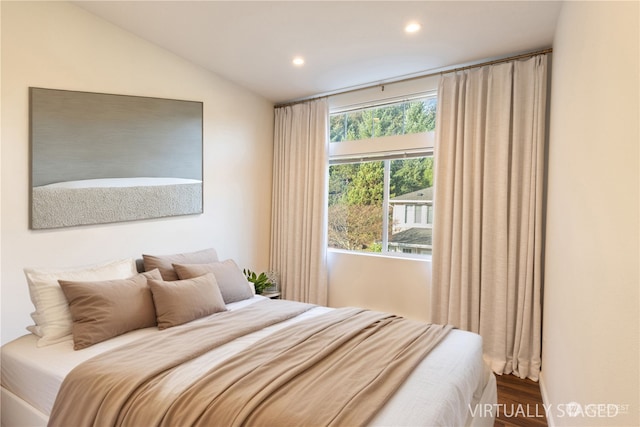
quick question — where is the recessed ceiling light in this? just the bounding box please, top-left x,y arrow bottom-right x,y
292,57 -> 305,66
405,22 -> 421,33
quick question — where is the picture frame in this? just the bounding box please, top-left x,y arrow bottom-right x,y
30,88 -> 203,229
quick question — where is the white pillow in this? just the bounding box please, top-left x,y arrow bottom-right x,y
24,258 -> 138,347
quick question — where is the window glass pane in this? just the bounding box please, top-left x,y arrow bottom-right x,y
346,110 -> 373,140
404,98 -> 437,133
374,103 -> 404,137
328,161 -> 384,253
327,155 -> 433,257
329,114 -> 346,142
330,96 -> 436,143
387,157 -> 433,256
389,157 -> 433,197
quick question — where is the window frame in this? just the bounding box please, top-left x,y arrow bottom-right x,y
327,93 -> 436,260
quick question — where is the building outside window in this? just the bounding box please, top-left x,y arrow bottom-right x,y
388,187 -> 433,255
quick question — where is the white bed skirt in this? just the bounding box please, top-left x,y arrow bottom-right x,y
1,387 -> 49,427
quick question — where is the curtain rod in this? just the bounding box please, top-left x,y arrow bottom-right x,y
274,47 -> 552,109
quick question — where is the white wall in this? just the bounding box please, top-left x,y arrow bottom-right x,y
542,1 -> 639,426
328,251 -> 432,322
1,1 -> 274,344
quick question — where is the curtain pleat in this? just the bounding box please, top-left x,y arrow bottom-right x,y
431,55 -> 547,381
271,99 -> 329,305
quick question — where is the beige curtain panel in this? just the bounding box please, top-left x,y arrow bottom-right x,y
271,99 -> 329,305
431,55 -> 547,381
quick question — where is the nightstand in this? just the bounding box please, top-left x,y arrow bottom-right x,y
261,292 -> 281,299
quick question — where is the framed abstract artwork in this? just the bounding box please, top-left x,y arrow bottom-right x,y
30,88 -> 203,229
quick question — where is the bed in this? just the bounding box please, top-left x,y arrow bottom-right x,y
1,251 -> 496,426
31,177 -> 203,229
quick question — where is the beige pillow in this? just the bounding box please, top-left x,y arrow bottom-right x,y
24,258 -> 139,347
142,248 -> 219,281
148,273 -> 227,329
173,259 -> 254,304
59,269 -> 161,350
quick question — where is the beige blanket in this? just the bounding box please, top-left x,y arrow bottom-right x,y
49,300 -> 452,427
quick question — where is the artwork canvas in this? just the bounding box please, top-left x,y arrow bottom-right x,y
30,88 -> 203,229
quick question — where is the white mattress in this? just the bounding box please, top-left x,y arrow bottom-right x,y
1,296 -> 494,426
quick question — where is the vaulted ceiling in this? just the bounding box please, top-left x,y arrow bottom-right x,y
75,1 -> 562,104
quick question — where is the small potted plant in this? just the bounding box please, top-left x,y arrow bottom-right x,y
242,268 -> 273,295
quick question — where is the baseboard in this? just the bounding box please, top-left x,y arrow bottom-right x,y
538,370 -> 555,427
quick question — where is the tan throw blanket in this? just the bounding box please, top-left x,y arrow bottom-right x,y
49,300 -> 452,427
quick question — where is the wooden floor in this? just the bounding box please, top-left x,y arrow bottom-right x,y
494,374 -> 548,427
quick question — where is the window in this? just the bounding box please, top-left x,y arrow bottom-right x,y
328,94 -> 436,258
405,205 -> 414,224
330,98 -> 436,142
414,205 -> 424,223
328,155 -> 434,257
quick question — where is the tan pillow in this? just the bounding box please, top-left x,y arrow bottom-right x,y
142,248 -> 219,281
59,269 -> 161,350
148,273 -> 227,329
173,259 -> 253,304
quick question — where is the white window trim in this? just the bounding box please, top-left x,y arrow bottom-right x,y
329,132 -> 434,162
327,247 -> 433,262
